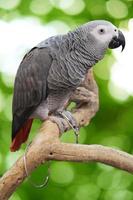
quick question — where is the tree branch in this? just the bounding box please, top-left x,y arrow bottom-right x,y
0,70 -> 132,200
50,143 -> 133,172
0,120 -> 133,200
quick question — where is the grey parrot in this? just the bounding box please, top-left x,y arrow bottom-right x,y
10,20 -> 125,151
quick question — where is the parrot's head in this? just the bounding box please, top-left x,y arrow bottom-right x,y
79,20 -> 125,52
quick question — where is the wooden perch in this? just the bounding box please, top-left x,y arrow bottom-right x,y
0,70 -> 133,200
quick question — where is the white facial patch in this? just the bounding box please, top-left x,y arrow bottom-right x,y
90,24 -> 118,44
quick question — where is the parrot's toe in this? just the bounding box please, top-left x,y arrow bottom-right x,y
49,115 -> 69,133
58,110 -> 79,144
49,111 -> 80,144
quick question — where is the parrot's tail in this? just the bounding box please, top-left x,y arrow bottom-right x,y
10,119 -> 33,152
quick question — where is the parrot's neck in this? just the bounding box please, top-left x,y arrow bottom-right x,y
67,31 -> 106,67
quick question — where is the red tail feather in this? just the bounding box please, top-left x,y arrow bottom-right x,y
10,119 -> 33,152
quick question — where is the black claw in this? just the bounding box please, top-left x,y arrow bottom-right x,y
75,132 -> 79,144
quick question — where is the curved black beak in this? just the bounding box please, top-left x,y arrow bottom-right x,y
109,30 -> 125,52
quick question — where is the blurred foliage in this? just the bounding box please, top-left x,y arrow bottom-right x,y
0,0 -> 133,200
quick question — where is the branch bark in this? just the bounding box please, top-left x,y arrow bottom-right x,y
0,70 -> 133,200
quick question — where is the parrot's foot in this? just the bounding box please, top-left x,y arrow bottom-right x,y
49,111 -> 79,144
59,110 -> 79,144
49,115 -> 69,133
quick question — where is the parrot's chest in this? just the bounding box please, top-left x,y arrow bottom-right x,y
47,58 -> 86,91
47,42 -> 92,91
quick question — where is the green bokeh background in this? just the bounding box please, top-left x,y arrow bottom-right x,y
0,0 -> 133,199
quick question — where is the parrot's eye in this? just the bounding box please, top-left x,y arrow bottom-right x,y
99,28 -> 105,34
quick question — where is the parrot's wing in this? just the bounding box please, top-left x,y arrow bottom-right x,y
12,47 -> 52,142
